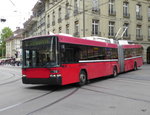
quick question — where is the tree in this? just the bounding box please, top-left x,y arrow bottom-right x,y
0,27 -> 13,58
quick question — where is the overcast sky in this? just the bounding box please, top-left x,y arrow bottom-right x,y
0,0 -> 38,31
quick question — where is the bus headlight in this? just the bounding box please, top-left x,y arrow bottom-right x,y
22,74 -> 26,77
50,75 -> 56,77
56,74 -> 61,77
50,74 -> 61,77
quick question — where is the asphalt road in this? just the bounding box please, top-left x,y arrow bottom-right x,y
0,65 -> 150,115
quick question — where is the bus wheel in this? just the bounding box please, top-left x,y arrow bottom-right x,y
112,67 -> 118,77
78,71 -> 87,86
134,62 -> 137,71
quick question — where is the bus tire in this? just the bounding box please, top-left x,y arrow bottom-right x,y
78,70 -> 87,86
112,66 -> 118,77
134,62 -> 137,71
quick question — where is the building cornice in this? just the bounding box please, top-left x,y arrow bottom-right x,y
45,0 -> 64,13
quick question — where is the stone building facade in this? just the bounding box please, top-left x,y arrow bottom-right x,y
5,28 -> 24,61
22,0 -> 150,63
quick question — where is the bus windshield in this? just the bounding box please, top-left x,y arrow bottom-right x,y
22,36 -> 58,68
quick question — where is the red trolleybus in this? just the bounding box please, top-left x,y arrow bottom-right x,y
118,40 -> 143,73
22,35 -> 143,86
22,35 -> 119,86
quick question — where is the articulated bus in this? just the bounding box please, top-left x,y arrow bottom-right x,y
22,34 -> 143,86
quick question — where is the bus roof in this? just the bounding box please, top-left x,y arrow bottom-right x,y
122,44 -> 142,49
23,35 -> 118,48
57,35 -> 118,48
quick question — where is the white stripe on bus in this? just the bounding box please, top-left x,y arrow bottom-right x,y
79,59 -> 118,63
124,56 -> 142,61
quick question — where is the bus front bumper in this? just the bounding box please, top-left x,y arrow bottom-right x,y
22,77 -> 62,85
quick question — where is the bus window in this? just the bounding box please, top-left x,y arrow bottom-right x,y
60,44 -> 80,64
22,36 -> 58,68
25,50 -> 31,67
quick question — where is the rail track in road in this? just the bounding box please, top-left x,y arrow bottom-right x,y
0,65 -> 150,115
0,71 -> 14,81
117,77 -> 150,82
82,85 -> 150,104
108,77 -> 150,87
0,72 -> 21,86
26,87 -> 79,115
0,66 -> 21,86
0,87 -> 57,112
0,87 -> 79,114
0,66 -> 79,115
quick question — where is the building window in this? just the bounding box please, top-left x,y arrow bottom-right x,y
123,2 -> 129,17
123,23 -> 129,38
92,0 -> 100,13
59,27 -> 62,33
109,21 -> 115,36
53,11 -> 55,21
92,19 -> 99,35
74,0 -> 80,16
148,26 -> 150,40
74,0 -> 79,11
74,21 -> 79,36
148,7 -> 150,21
52,11 -> 55,26
66,24 -> 69,34
58,7 -> 61,19
136,4 -> 142,20
66,3 -> 69,15
136,25 -> 141,36
47,0 -> 50,9
109,0 -> 116,15
58,7 -> 62,23
47,15 -> 50,28
136,4 -> 141,15
136,25 -> 143,40
53,29 -> 55,33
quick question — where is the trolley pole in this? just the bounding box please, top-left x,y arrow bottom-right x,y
83,0 -> 85,37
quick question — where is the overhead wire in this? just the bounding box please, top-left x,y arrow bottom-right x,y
8,0 -> 16,6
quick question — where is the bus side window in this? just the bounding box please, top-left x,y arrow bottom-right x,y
79,46 -> 88,60
60,44 -> 66,64
60,44 -> 80,64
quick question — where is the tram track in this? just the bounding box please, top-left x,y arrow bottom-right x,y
108,77 -> 150,86
0,66 -> 22,86
0,66 -> 79,115
82,85 -> 150,104
0,86 -> 79,114
26,87 -> 79,115
0,71 -> 14,82
118,77 -> 150,82
0,78 -> 21,86
0,72 -> 21,86
0,87 -> 57,112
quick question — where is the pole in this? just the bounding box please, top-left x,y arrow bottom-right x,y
121,27 -> 128,39
2,48 -> 3,58
83,0 -> 85,37
115,27 -> 121,40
